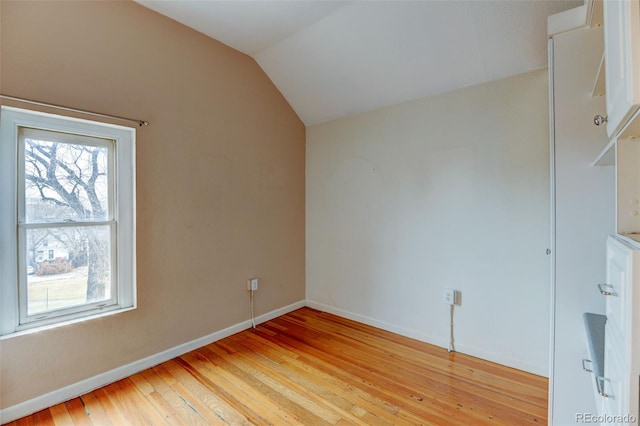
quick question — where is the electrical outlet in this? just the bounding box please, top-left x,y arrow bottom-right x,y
444,289 -> 457,305
247,278 -> 258,291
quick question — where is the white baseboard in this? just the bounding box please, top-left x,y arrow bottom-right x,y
305,300 -> 449,348
0,300 -> 306,424
306,300 -> 547,377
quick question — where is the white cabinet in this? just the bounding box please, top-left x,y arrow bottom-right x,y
601,236 -> 640,424
616,137 -> 640,242
603,0 -> 640,136
601,343 -> 626,422
550,2 -> 640,424
548,23 -> 615,425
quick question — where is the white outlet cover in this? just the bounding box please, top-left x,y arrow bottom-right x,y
250,278 -> 259,291
444,289 -> 456,305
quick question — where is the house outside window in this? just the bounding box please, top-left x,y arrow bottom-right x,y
0,107 -> 136,335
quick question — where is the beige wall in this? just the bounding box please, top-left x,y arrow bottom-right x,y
307,70 -> 550,375
0,0 -> 305,408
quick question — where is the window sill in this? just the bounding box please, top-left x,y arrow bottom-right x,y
0,305 -> 136,340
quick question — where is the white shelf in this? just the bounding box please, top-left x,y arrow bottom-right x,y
587,0 -> 604,28
617,138 -> 640,240
618,233 -> 640,249
619,106 -> 640,139
592,53 -> 606,97
592,137 -> 615,166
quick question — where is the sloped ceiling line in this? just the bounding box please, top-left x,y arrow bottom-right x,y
136,0 -> 582,125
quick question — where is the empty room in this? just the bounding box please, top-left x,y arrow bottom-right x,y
0,0 -> 638,425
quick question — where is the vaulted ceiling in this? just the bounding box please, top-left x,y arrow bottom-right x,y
135,0 -> 582,125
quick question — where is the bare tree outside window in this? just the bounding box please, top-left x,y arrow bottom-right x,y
24,134 -> 112,310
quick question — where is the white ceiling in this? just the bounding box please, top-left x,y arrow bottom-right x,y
136,0 -> 582,125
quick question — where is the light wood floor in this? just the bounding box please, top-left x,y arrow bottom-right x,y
7,308 -> 548,425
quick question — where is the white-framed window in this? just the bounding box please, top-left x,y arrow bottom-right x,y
0,106 -> 136,336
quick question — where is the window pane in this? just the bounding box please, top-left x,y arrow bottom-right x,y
23,131 -> 110,223
25,225 -> 112,315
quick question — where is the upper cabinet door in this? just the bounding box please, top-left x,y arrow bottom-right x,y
604,0 -> 640,137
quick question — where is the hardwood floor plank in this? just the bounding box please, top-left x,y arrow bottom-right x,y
77,392 -> 113,426
255,323 -> 457,425
46,403 -> 73,426
63,399 -> 91,426
178,351 -> 311,425
161,358 -> 241,424
199,343 -> 366,425
7,307 -> 548,425
230,334 -> 398,424
13,418 -> 35,426
270,313 -> 547,424
219,334 -> 400,425
128,372 -> 187,425
101,382 -> 149,425
31,409 -> 55,426
116,378 -> 171,425
141,367 -> 211,425
89,387 -> 130,426
261,317 -> 542,425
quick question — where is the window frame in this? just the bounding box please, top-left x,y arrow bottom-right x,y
0,106 -> 136,336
